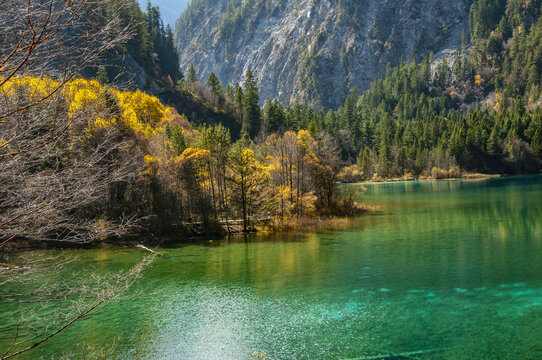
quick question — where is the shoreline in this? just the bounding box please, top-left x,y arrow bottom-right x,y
5,173 -> 536,254
350,173 -> 503,185
1,207 -> 379,254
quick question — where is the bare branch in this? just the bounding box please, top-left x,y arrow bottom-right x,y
0,256 -> 154,359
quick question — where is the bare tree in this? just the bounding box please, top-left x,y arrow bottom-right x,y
0,0 -> 141,246
0,0 -> 155,357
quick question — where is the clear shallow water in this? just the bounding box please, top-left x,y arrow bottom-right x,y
2,175 -> 542,359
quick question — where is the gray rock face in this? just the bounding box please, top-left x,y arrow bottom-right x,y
176,0 -> 472,109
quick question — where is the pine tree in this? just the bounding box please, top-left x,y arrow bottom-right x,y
234,83 -> 244,123
242,69 -> 261,138
435,58 -> 449,88
225,83 -> 235,100
397,146 -> 408,174
308,120 -> 318,135
378,140 -> 392,178
342,89 -> 358,131
187,63 -> 198,83
263,99 -> 285,134
453,50 -> 462,80
486,127 -> 502,158
531,129 -> 542,165
206,72 -> 222,96
167,124 -> 187,156
163,26 -> 181,81
359,147 -> 373,180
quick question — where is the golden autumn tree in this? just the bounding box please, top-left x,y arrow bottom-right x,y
176,147 -> 213,222
266,131 -> 298,217
228,136 -> 272,232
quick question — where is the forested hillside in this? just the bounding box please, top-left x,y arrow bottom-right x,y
90,0 -> 181,88
328,0 -> 542,177
95,1 -> 244,139
193,0 -> 541,179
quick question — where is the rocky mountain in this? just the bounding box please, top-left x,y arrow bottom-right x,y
175,0 -> 473,109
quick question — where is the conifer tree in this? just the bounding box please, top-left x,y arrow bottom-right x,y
187,63 -> 198,83
206,72 -> 222,96
242,69 -> 261,138
225,83 -> 235,100
487,128 -> 502,159
167,125 -> 187,156
96,66 -> 109,84
532,129 -> 542,165
358,147 -> 373,180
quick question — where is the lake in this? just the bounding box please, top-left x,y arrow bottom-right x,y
2,175 -> 542,359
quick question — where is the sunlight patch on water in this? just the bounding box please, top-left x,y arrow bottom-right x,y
131,282 -> 542,359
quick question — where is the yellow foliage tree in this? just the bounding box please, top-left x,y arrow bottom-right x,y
1,76 -> 59,102
0,76 -> 169,138
115,90 -> 165,135
228,146 -> 271,231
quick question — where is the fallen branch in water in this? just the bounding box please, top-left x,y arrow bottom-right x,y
136,244 -> 164,256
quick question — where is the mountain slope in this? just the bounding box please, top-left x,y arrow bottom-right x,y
175,0 -> 473,108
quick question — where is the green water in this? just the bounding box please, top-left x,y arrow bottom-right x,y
2,175 -> 542,359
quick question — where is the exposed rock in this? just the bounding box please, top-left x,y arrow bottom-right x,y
176,0 -> 472,109
122,52 -> 147,89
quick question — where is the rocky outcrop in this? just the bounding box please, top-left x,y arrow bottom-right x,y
176,0 -> 472,109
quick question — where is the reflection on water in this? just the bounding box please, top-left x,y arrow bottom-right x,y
2,176 -> 542,359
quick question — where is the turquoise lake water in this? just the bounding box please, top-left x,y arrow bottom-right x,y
2,175 -> 542,359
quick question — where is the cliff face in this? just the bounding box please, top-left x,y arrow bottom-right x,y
175,0 -> 472,108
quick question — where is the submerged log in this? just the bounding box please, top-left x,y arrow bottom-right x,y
0,262 -> 19,268
136,244 -> 164,256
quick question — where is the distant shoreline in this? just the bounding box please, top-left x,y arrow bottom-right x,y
349,173 -> 503,185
